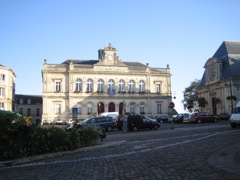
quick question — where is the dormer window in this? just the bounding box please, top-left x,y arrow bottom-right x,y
27,99 -> 31,104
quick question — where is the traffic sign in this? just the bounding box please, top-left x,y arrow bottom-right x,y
169,102 -> 175,108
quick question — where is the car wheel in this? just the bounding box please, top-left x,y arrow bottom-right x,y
214,119 -> 218,123
107,126 -> 112,132
154,125 -> 158,130
160,120 -> 163,124
197,120 -> 201,123
231,124 -> 237,128
133,127 -> 138,132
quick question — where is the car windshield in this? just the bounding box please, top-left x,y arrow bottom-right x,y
233,107 -> 240,114
83,118 -> 92,123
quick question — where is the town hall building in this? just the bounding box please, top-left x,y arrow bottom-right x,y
41,44 -> 173,123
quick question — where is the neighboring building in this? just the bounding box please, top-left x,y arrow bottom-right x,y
0,64 -> 16,111
15,94 -> 42,125
42,44 -> 173,124
198,41 -> 240,115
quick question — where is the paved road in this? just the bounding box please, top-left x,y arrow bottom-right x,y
0,121 -> 240,179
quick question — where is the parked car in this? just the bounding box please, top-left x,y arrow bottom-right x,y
218,113 -> 231,121
78,116 -> 116,132
156,116 -> 169,123
182,114 -> 191,123
99,112 -> 119,122
230,101 -> 240,128
189,112 -> 219,123
172,113 -> 189,123
56,119 -> 67,125
117,115 -> 160,131
42,120 -> 52,125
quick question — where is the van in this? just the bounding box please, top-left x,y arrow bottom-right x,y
99,112 -> 119,122
117,115 -> 160,131
230,101 -> 240,128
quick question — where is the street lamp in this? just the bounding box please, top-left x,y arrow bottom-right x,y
229,80 -> 234,113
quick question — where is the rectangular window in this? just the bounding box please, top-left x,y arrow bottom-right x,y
36,108 -> 40,116
140,106 -> 144,113
19,108 -> 23,115
157,104 -> 162,114
55,82 -> 61,92
0,88 -> 5,97
55,104 -> 61,114
0,74 -> 5,81
157,84 -> 161,93
0,102 -> 4,110
27,108 -> 31,116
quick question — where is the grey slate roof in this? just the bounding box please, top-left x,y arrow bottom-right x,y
61,59 -> 148,68
15,94 -> 42,105
198,41 -> 240,88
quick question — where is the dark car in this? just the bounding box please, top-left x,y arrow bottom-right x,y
172,113 -> 189,123
78,116 -> 116,132
189,112 -> 219,123
218,113 -> 231,121
156,116 -> 169,123
117,115 -> 160,131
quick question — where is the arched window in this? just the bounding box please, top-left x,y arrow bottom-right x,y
86,79 -> 93,91
130,104 -> 135,114
140,104 -> 145,114
129,80 -> 135,93
139,80 -> 145,92
75,78 -> 82,91
97,79 -> 104,92
108,79 -> 115,89
118,80 -> 125,92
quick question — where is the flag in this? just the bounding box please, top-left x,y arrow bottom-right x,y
108,87 -> 116,96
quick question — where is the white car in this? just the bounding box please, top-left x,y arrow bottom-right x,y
42,120 -> 52,125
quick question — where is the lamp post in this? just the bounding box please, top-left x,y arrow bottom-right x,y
225,79 -> 234,113
229,80 -> 234,113
168,91 -> 176,117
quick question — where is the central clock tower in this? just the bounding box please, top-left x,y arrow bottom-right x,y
98,43 -> 117,65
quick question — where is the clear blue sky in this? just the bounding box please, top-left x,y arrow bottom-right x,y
1,0 -> 239,113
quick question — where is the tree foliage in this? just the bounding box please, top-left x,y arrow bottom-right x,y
183,79 -> 200,112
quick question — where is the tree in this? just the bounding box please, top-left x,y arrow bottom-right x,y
183,79 -> 200,112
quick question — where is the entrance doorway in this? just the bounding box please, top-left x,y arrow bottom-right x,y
108,102 -> 115,112
98,102 -> 105,114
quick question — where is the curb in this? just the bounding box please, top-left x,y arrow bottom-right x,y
0,140 -> 126,167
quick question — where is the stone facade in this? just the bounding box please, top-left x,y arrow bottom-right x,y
15,94 -> 42,125
198,41 -> 240,114
0,64 -> 16,111
42,44 -> 173,124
